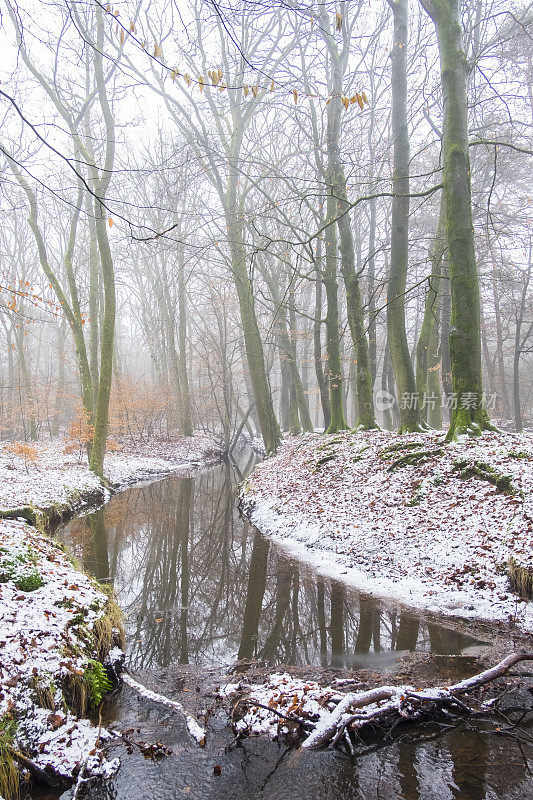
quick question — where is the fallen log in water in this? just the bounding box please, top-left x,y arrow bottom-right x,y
234,652 -> 533,751
121,673 -> 206,746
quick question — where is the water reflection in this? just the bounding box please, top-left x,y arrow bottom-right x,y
60,457 -> 480,671
54,456 -> 532,800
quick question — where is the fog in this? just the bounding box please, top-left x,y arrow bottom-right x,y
0,0 -> 531,462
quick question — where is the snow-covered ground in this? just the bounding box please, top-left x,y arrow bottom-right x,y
241,430 -> 533,633
0,433 -> 222,517
0,516 -> 121,784
0,432 -> 222,794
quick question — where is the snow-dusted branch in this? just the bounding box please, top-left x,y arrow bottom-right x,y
235,653 -> 533,751
121,673 -> 206,746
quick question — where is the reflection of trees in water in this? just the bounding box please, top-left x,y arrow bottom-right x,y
59,468 -> 530,800
60,462 -> 480,670
330,581 -> 346,668
447,728 -> 488,800
238,530 -> 270,661
397,740 -> 421,800
324,720 -> 528,800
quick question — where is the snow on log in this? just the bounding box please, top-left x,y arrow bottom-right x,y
234,652 -> 533,750
121,674 -> 206,746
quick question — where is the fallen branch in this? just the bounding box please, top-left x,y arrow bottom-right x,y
240,699 -> 315,730
303,651 -> 533,749
121,673 -> 206,746
9,747 -> 66,789
233,654 -> 533,751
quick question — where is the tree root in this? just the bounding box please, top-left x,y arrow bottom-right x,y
453,457 -> 519,495
379,441 -> 426,458
387,448 -> 444,471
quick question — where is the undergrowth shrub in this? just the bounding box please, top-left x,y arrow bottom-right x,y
0,546 -> 43,592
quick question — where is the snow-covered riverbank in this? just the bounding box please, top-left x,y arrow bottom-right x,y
0,433 -> 222,796
0,516 -> 122,791
240,430 -> 533,633
0,433 -> 223,524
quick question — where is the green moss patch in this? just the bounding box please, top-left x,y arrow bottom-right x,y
0,545 -> 43,592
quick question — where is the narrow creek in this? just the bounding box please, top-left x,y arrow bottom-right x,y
40,453 -> 531,800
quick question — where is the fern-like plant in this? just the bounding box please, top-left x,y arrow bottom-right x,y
84,660 -> 112,708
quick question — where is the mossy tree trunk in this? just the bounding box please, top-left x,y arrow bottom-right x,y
386,0 -> 419,433
416,194 -> 445,426
226,167 -> 281,454
323,192 -> 349,433
88,4 -> 117,477
420,0 -> 492,439
321,6 -> 377,430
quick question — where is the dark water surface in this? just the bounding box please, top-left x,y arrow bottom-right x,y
52,454 -> 532,800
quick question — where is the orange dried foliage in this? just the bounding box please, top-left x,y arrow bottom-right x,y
4,441 -> 40,472
64,404 -> 94,462
107,377 -> 172,442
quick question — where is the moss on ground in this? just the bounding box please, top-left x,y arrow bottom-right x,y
453,458 -> 519,495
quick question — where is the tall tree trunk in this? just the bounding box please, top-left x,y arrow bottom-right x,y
319,4 -> 376,430
491,262 -> 511,417
367,192 -> 378,385
225,170 -> 280,454
326,94 -> 376,430
427,299 -> 443,429
513,325 -> 523,434
237,340 -> 259,433
420,0 -> 491,439
279,349 -> 291,431
89,205 -> 115,476
15,327 -> 37,441
87,182 -> 100,401
387,0 -> 419,432
89,3 -> 116,477
416,195 -> 445,424
52,319 -> 67,437
381,337 -> 395,430
177,254 -> 193,435
440,256 -> 452,403
323,195 -> 349,433
513,245 -> 532,433
266,273 -> 312,433
288,282 -> 313,431
313,245 -> 331,430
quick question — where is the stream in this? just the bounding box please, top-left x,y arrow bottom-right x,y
42,452 -> 532,800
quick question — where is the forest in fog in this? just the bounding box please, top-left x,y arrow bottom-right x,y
2,3 -> 533,796
0,0 -> 532,466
